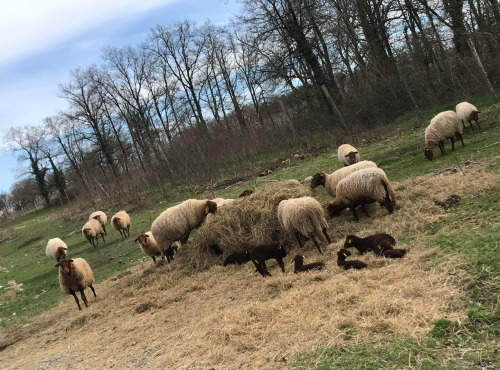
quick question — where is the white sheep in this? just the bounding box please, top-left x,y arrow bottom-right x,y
151,199 -> 217,256
310,160 -> 378,197
89,211 -> 108,235
134,231 -> 164,263
82,219 -> 106,248
456,102 -> 480,131
211,197 -> 235,208
45,238 -> 68,262
56,258 -> 96,310
111,211 -> 131,241
327,167 -> 396,221
424,110 -> 464,161
277,196 -> 331,254
337,144 -> 360,166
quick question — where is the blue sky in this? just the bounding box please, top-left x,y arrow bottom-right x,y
0,0 -> 242,193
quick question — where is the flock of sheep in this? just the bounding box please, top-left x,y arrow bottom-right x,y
44,101 -> 480,310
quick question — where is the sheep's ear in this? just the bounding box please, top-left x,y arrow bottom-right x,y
302,255 -> 306,259
347,239 -> 351,244
342,253 -> 347,257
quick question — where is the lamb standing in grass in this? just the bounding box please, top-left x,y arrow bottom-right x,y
310,160 -> 378,198
111,211 -> 131,241
135,232 -> 163,263
337,144 -> 360,166
424,110 -> 464,161
277,196 -> 331,254
456,102 -> 480,131
249,240 -> 294,277
45,238 -> 68,262
327,167 -> 396,221
56,258 -> 96,310
82,219 -> 106,248
89,211 -> 108,235
151,199 -> 217,257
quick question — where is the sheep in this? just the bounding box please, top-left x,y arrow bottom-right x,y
89,211 -> 108,235
56,258 -> 96,310
327,167 -> 396,221
165,241 -> 180,263
223,251 -> 251,266
134,232 -> 163,263
277,196 -> 331,254
374,242 -> 408,258
45,238 -> 68,262
343,233 -> 396,255
424,110 -> 464,161
291,255 -> 325,273
151,199 -> 217,256
456,102 -> 480,131
249,239 -> 294,277
337,249 -> 367,270
310,160 -> 378,198
82,219 -> 105,248
211,197 -> 235,208
111,211 -> 131,241
337,144 -> 360,166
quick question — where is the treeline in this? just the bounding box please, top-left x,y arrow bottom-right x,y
1,0 -> 499,216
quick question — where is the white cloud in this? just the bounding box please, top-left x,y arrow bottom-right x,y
0,0 -> 179,66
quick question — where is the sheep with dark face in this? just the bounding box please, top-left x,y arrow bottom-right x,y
82,219 -> 105,248
249,240 -> 294,277
45,238 -> 68,262
291,255 -> 325,273
375,242 -> 408,258
239,189 -> 254,197
456,102 -> 480,131
327,168 -> 396,221
343,233 -> 396,255
56,258 -> 96,310
111,211 -> 131,241
337,249 -> 367,270
424,110 -> 464,161
135,231 -> 163,263
337,144 -> 360,166
277,196 -> 331,254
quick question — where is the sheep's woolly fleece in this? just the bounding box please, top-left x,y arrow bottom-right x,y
0,162 -> 497,369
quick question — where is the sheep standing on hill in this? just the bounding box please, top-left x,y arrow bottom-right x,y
337,144 -> 360,166
89,211 -> 107,235
249,240 -> 294,277
82,219 -> 106,248
111,211 -> 131,241
56,258 -> 96,310
45,238 -> 68,262
424,110 -> 464,161
456,102 -> 480,131
135,232 -> 163,263
151,199 -> 217,257
277,196 -> 331,254
327,168 -> 396,221
310,160 -> 378,198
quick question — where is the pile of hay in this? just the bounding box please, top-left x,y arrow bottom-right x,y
185,180 -> 317,270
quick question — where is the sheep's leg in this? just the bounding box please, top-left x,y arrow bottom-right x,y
322,228 -> 331,243
276,258 -> 286,273
152,256 -> 156,263
450,136 -> 455,151
70,290 -> 82,310
102,225 -> 107,235
438,141 -> 445,155
89,285 -> 97,298
456,132 -> 464,147
310,236 -> 323,254
100,233 -> 105,243
126,226 -> 130,238
361,204 -> 370,218
349,206 -> 359,221
475,119 -> 481,129
252,259 -> 266,277
118,229 -> 125,241
294,232 -> 305,248
91,237 -> 96,248
79,288 -> 89,308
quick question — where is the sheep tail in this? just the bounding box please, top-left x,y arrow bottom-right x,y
382,179 -> 397,207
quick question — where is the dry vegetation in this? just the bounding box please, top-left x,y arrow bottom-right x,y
0,162 -> 497,369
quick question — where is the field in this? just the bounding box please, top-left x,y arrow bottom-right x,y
0,98 -> 499,369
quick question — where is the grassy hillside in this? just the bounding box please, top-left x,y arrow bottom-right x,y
0,97 -> 499,368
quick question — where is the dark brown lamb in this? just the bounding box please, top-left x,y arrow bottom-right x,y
337,249 -> 367,270
249,240 -> 294,277
343,233 -> 396,255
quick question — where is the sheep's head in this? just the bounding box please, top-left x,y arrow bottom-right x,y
205,200 -> 217,214
112,217 -> 121,226
424,148 -> 433,161
337,249 -> 351,258
327,201 -> 346,217
470,110 -> 479,121
82,227 -> 91,235
135,233 -> 148,243
310,172 -> 326,189
239,189 -> 254,197
93,214 -> 102,223
274,195 -> 288,206
345,151 -> 359,163
291,254 -> 305,264
280,239 -> 294,254
56,259 -> 74,275
57,246 -> 67,260
343,235 -> 356,249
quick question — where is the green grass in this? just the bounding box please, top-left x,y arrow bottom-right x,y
1,96 -> 500,367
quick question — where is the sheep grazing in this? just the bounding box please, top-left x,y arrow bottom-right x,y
89,211 -> 108,235
239,189 -> 254,197
151,199 -> 217,257
327,167 -> 396,221
310,160 -> 378,198
82,219 -> 105,248
56,258 -> 96,310
337,144 -> 360,166
343,233 -> 396,255
111,211 -> 131,241
277,196 -> 331,254
291,255 -> 325,274
456,102 -> 480,131
134,232 -> 163,263
337,249 -> 367,270
249,239 -> 294,277
223,251 -> 251,266
45,238 -> 68,262
424,110 -> 464,161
